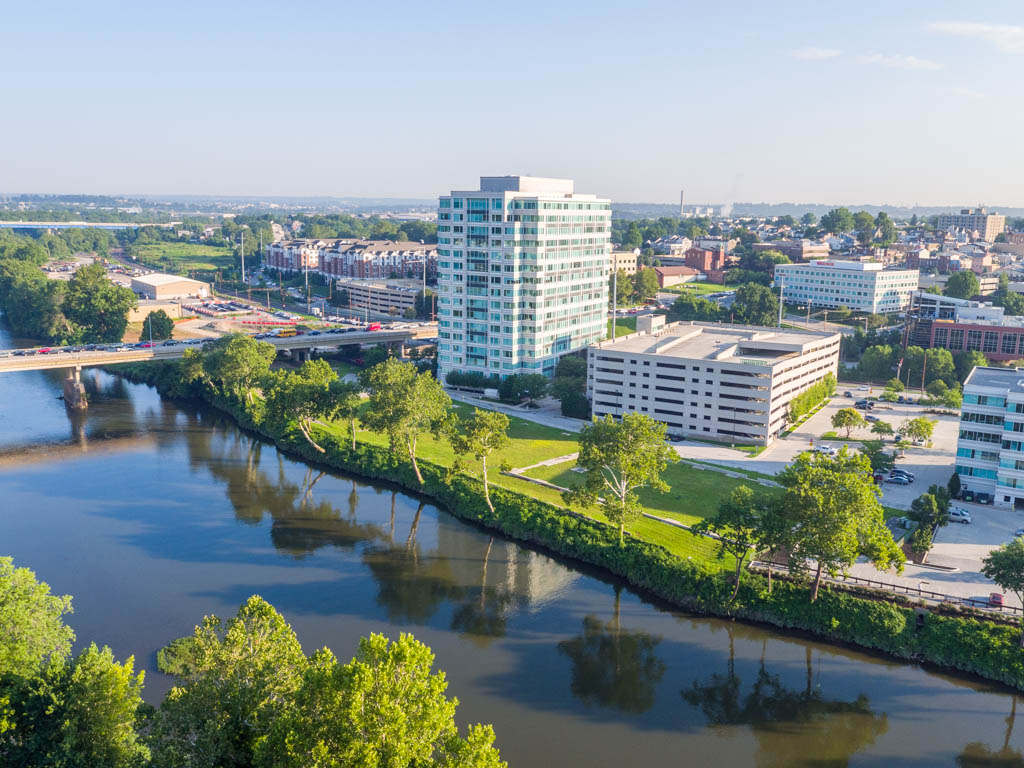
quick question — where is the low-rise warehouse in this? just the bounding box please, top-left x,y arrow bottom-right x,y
587,317 -> 841,445
131,273 -> 210,300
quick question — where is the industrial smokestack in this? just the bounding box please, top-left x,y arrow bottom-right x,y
679,190 -> 685,217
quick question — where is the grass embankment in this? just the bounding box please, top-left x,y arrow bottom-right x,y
110,360 -> 1024,693
606,317 -> 637,338
660,282 -> 730,296
132,242 -> 234,273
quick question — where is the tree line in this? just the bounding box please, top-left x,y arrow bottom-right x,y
0,558 -> 504,767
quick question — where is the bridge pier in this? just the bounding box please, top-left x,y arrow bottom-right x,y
63,366 -> 87,410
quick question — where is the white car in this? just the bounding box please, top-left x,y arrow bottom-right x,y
814,444 -> 838,456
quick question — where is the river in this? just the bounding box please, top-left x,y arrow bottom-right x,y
1,323 -> 1022,766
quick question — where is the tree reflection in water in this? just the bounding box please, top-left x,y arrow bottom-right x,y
681,629 -> 888,767
957,697 -> 1024,767
450,536 -> 518,646
558,585 -> 667,714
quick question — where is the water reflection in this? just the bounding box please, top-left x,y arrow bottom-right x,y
958,698 -> 1024,767
558,586 -> 667,714
681,627 -> 888,767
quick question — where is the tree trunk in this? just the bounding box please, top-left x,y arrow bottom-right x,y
619,521 -> 625,547
350,418 -> 357,451
730,556 -> 745,602
767,555 -> 774,594
299,420 -> 325,452
480,536 -> 493,610
481,455 -> 493,513
811,561 -> 823,602
407,437 -> 423,484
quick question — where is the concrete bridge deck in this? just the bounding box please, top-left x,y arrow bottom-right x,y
0,326 -> 437,374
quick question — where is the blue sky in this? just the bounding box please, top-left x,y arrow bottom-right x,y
4,0 -> 1023,206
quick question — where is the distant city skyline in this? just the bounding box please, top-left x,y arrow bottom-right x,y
5,1 -> 1024,206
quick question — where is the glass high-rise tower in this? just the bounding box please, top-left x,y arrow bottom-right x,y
436,176 -> 611,381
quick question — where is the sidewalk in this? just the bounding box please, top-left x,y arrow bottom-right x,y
446,390 -> 584,433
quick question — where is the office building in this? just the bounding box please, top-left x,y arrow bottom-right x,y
774,260 -> 919,313
611,250 -> 639,276
908,290 -> 1024,360
436,176 -> 611,379
956,366 -> 1024,509
587,316 -> 840,445
937,208 -> 1006,242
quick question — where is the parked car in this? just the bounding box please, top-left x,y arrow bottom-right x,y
843,391 -> 853,398
854,400 -> 874,410
886,474 -> 911,485
865,414 -> 879,423
890,468 -> 915,480
1015,528 -> 1024,538
990,593 -> 1005,609
814,445 -> 838,456
857,386 -> 869,391
977,492 -> 993,505
948,508 -> 971,524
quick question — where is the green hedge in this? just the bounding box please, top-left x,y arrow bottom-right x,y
111,361 -> 1024,691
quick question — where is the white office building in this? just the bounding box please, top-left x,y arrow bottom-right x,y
436,176 -> 611,380
956,366 -> 1024,509
587,316 -> 841,445
774,260 -> 919,313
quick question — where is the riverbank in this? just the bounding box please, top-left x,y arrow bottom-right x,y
111,360 -> 1024,692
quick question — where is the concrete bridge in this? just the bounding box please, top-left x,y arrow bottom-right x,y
0,326 -> 437,408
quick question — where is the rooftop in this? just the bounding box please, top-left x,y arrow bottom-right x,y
965,366 -> 1024,392
132,273 -> 206,287
591,321 -> 839,365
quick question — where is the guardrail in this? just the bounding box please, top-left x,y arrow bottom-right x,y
751,561 -> 1022,616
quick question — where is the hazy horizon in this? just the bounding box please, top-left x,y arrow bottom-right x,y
5,0 -> 1024,206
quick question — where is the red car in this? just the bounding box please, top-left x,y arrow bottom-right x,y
37,347 -> 51,354
139,342 -> 154,348
989,593 -> 1005,609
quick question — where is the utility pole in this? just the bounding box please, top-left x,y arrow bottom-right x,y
920,350 -> 928,394
240,231 -> 246,284
612,267 -> 618,338
777,275 -> 784,327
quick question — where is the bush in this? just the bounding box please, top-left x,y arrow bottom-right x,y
445,370 -> 499,390
560,389 -> 591,419
787,373 -> 836,424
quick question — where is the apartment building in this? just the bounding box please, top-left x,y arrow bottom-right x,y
937,208 -> 1007,242
264,239 -> 436,279
587,316 -> 841,445
774,260 -> 919,313
436,176 -> 610,380
752,239 -> 831,261
955,366 -> 1024,509
611,250 -> 639,275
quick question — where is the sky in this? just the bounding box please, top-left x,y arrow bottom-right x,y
3,0 -> 1023,207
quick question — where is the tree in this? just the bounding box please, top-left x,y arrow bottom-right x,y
202,333 -> 277,407
955,349 -> 987,384
149,596 -> 308,768
940,386 -> 963,409
870,420 -> 894,439
631,268 -> 659,302
899,417 -> 936,445
948,471 -> 962,499
414,288 -> 436,320
831,407 -> 866,438
859,439 -> 895,474
452,409 -> 511,513
621,221 -> 642,250
982,539 -> 1024,647
731,282 -> 779,327
360,360 -> 453,484
886,377 -> 905,392
265,360 -> 342,452
332,380 -> 363,451
63,263 -> 137,343
926,379 -> 948,398
0,557 -> 75,679
820,207 -> 855,234
858,345 -> 894,380
142,309 -> 175,341
667,292 -> 721,322
778,450 -> 904,601
3,643 -> 149,767
258,634 -> 504,768
518,373 -> 548,405
945,270 -> 981,300
564,413 -> 676,546
610,269 -> 634,306
876,212 -> 897,245
853,211 -> 875,245
694,486 -> 774,601
800,212 -> 817,227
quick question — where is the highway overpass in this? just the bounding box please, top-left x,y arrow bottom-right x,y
0,327 -> 437,375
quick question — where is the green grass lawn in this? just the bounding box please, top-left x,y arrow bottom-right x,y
607,317 -> 637,338
132,242 -> 235,273
661,282 -> 730,296
318,402 -> 732,568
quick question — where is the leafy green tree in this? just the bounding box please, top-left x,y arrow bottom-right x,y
202,334 -> 277,408
940,386 -> 963,409
858,345 -> 895,380
898,417 -> 936,444
142,309 -> 174,341
731,282 -> 778,327
982,539 -> 1024,646
876,212 -> 897,245
610,269 -> 634,306
870,420 -> 894,439
926,379 -> 948,398
0,557 -> 75,679
886,377 -> 904,392
3,643 -> 149,767
265,360 -> 342,452
149,596 -> 308,768
800,212 -> 817,227
910,525 -> 932,559
694,486 -> 775,601
563,413 -> 676,546
853,211 -> 876,245
859,439 -> 894,473
955,349 -> 988,384
258,634 -> 504,768
778,450 -> 904,601
63,263 -> 137,343
831,407 -> 866,438
631,268 -> 660,302
820,207 -> 855,234
452,409 -> 511,513
945,270 -> 981,300
414,289 -> 436,320
948,471 -> 962,499
667,292 -> 721,322
621,221 -> 642,250
518,373 -> 548,405
332,380 -> 363,451
360,360 -> 453,484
